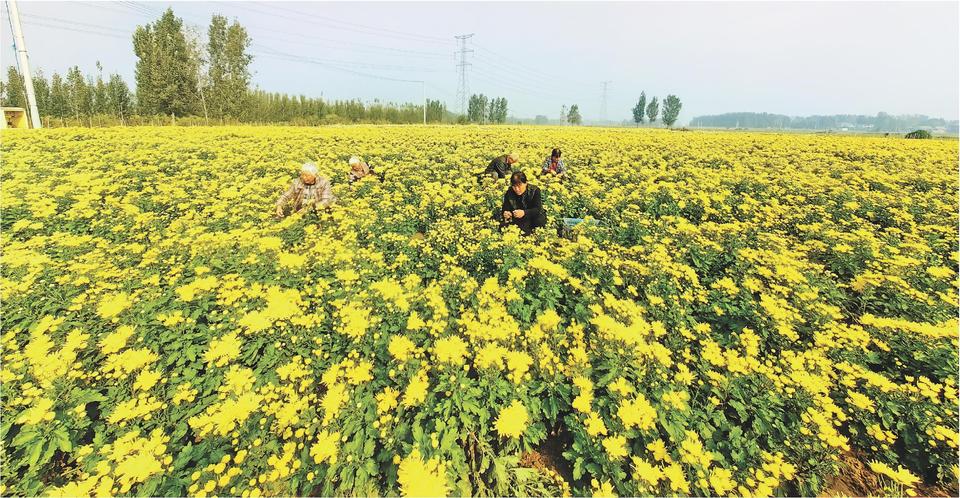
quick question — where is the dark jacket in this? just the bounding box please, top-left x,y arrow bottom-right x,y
501,185 -> 547,234
483,155 -> 512,179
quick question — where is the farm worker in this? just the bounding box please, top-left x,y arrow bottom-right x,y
541,148 -> 566,177
275,162 -> 335,217
500,171 -> 547,235
481,152 -> 520,180
347,155 -> 375,184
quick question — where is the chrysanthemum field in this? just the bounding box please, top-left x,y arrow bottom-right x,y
1,126 -> 957,497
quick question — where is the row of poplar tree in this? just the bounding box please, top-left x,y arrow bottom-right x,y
632,92 -> 683,127
0,8 -> 449,126
464,94 -> 509,124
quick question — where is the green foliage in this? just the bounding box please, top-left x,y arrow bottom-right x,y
632,92 -> 646,126
30,72 -> 49,116
661,94 -> 682,127
206,14 -> 253,119
567,104 -> 582,125
467,95 -> 507,124
4,66 -> 26,109
645,96 -> 659,124
133,8 -> 200,116
904,129 -> 932,139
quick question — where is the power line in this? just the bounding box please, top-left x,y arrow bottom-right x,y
8,2 -> 457,107
454,33 -> 473,116
3,16 -> 447,101
469,52 -> 576,96
117,0 -> 157,17
253,45 -> 426,84
470,42 -> 594,90
251,43 -> 442,73
249,30 -> 452,60
600,80 -> 612,123
234,3 -> 451,47
259,2 -> 451,44
469,70 -> 573,103
9,18 -> 130,40
10,12 -> 446,75
425,82 -> 456,99
18,13 -> 132,34
468,53 -> 584,101
252,45 -> 432,122
74,1 -> 453,61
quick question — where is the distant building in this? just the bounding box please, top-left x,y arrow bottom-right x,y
2,107 -> 29,129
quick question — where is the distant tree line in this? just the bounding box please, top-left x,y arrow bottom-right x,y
632,92 -> 682,127
1,64 -> 133,127
688,112 -> 958,132
465,94 -> 508,124
0,65 -> 451,126
0,7 -> 451,126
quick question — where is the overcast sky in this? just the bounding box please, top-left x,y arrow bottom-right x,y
2,1 -> 958,122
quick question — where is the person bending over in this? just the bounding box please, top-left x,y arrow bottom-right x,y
275,162 -> 335,218
500,171 -> 546,235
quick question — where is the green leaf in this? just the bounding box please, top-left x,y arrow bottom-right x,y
362,438 -> 376,458
54,427 -> 72,452
729,399 -> 747,419
573,458 -> 583,480
139,476 -> 161,496
27,440 -> 44,468
12,429 -> 38,447
74,390 -> 107,405
174,444 -> 194,469
440,429 -> 458,453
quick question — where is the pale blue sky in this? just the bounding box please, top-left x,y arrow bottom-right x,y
2,1 -> 958,122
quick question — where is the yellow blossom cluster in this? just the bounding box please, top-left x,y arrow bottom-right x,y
1,125 -> 956,496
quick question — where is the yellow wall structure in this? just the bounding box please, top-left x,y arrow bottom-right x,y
2,107 -> 29,129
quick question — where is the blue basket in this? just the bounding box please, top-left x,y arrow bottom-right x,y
560,218 -> 600,238
562,218 -> 600,228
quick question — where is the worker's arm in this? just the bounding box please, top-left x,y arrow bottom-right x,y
520,188 -> 543,219
276,181 -> 298,209
494,157 -> 510,177
318,178 -> 335,207
501,191 -> 513,219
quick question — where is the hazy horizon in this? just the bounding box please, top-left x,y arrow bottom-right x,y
2,1 -> 958,122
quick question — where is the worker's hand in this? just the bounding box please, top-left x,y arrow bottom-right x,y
275,206 -> 284,218
513,210 -> 525,219
502,211 -> 512,220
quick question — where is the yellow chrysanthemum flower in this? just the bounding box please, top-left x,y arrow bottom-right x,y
494,400 -> 529,438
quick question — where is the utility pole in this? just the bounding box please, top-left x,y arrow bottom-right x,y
560,104 -> 567,126
454,34 -> 474,117
421,81 -> 426,125
600,80 -> 612,124
6,0 -> 42,128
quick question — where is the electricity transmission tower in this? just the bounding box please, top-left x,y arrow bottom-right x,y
454,34 -> 474,117
600,80 -> 612,124
560,105 -> 567,126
